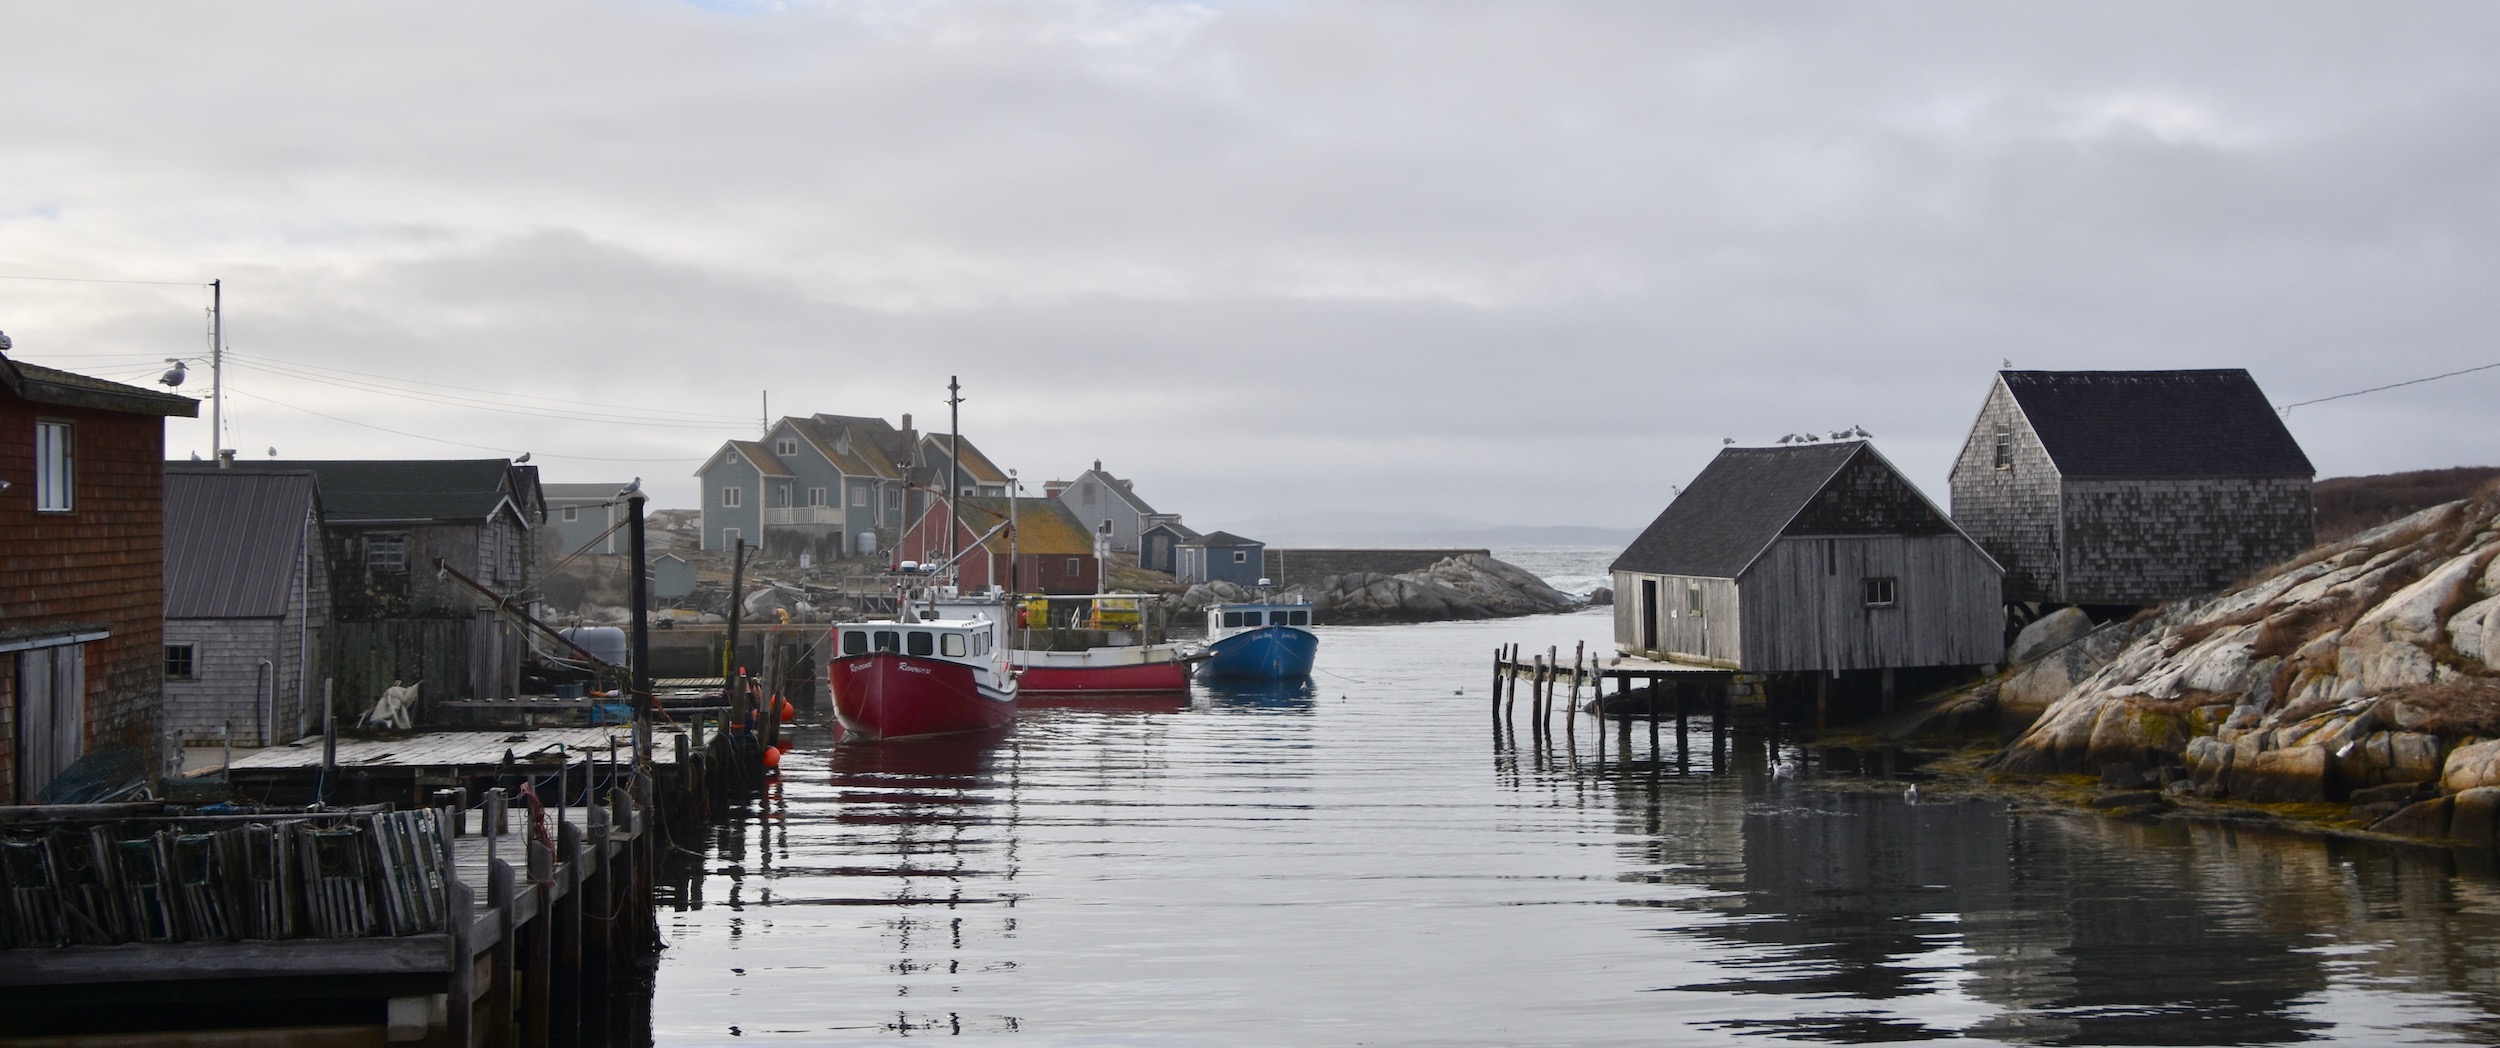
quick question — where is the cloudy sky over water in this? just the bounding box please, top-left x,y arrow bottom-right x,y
2,2 -> 2494,533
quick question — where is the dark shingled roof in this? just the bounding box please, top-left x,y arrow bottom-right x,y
175,459 -> 534,524
1,352 -> 199,417
1184,530 -> 1261,548
1610,443 -> 1863,578
165,469 -> 320,618
2001,370 -> 2314,479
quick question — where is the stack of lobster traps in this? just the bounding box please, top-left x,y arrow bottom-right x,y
0,808 -> 448,949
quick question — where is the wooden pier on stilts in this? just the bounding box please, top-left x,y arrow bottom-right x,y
1488,643 -> 1759,767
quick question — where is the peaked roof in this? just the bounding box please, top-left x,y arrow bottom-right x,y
1067,465 -> 1158,514
1998,370 -> 2314,479
176,459 -> 537,525
723,441 -> 793,478
1141,519 -> 1202,542
165,469 -> 320,618
947,497 -> 1097,555
1,352 -> 199,417
1183,530 -> 1262,548
925,433 -> 1010,484
1612,442 -> 1927,579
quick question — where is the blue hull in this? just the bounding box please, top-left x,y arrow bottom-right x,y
1199,626 -> 1318,680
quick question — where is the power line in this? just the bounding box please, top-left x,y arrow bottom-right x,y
225,387 -> 706,463
224,348 -> 757,426
0,273 -> 211,287
226,357 -> 750,431
2279,361 -> 2500,414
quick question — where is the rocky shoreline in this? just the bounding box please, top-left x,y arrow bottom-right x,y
1894,484 -> 2500,845
1173,551 -> 1581,623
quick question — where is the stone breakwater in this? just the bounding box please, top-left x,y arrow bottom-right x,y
1982,486 -> 2500,841
1176,552 -> 1579,623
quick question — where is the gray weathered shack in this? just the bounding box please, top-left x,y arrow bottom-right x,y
1610,442 -> 2003,672
1948,370 -> 2315,606
162,469 -> 330,746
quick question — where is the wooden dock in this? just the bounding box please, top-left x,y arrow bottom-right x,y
1489,642 -> 1758,762
0,781 -> 660,1046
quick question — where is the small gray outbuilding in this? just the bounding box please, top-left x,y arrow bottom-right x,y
163,469 -> 330,747
1610,441 -> 2003,674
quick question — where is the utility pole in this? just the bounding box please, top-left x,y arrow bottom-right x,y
211,279 -> 227,467
628,488 -> 652,764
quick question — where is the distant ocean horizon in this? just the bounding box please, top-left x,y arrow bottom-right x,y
1489,545 -> 1617,598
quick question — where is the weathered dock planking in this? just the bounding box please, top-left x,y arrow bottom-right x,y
0,778 -> 663,1046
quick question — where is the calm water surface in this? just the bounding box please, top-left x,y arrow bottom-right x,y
650,558 -> 2500,1046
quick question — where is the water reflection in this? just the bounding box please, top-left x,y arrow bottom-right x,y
1585,727 -> 2500,1044
1196,677 -> 1319,711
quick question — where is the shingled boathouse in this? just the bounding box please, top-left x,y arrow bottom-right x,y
1609,441 -> 2003,712
1948,369 -> 2315,608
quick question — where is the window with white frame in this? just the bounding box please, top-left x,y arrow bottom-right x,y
34,420 -> 72,512
366,532 -> 410,574
808,487 -> 827,507
1863,576 -> 1898,607
165,644 -> 196,679
775,438 -> 797,456
852,486 -> 869,507
721,486 -> 742,508
562,506 -> 579,522
1992,425 -> 2013,470
1233,550 -> 1248,563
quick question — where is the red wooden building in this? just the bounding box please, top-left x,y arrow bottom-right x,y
1,345 -> 197,803
893,497 -> 1100,594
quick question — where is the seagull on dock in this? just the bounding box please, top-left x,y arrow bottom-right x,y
1903,782 -> 1920,805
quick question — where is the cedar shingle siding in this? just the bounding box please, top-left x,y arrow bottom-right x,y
1611,443 -> 2003,672
1949,371 -> 2315,605
0,354 -> 196,802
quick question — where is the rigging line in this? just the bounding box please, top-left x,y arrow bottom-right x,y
222,347 -> 756,423
224,387 -> 706,462
2279,361 -> 2500,414
0,273 -> 212,287
223,359 -> 753,430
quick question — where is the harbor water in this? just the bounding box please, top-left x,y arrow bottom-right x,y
649,549 -> 2500,1045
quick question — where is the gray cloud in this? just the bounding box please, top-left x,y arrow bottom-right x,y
1,1 -> 2494,531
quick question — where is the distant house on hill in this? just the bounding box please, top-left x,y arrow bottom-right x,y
162,469 -> 329,747
695,413 -> 1012,562
893,497 -> 1100,595
1138,519 -> 1200,575
1,348 -> 196,803
1948,370 -> 2315,606
1177,531 -> 1267,587
1051,462 -> 1167,554
1609,442 -> 2002,675
543,482 -> 626,556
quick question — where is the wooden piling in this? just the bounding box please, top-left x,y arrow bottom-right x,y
1502,644 -> 1519,718
1490,647 -> 1504,720
1565,643 -> 1583,732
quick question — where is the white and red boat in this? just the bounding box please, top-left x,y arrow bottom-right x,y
829,614 -> 1017,740
997,593 -> 1195,695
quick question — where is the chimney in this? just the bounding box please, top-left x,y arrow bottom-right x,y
1092,459 -> 1103,473
901,413 -> 913,433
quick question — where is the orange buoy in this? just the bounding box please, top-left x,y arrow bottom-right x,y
775,737 -> 794,752
778,698 -> 795,722
761,745 -> 783,771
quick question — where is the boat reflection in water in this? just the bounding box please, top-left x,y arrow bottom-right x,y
1196,676 -> 1319,712
1017,690 -> 1191,715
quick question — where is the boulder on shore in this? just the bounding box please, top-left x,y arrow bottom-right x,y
1987,487 -> 2500,818
1174,553 -> 1579,623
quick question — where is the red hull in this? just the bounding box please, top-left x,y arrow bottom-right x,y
1014,660 -> 1190,693
831,653 -> 1015,740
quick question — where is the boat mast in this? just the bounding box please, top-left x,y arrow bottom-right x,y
946,375 -> 963,583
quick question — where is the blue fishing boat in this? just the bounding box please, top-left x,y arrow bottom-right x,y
1198,602 -> 1318,680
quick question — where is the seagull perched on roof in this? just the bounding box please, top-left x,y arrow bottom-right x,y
617,477 -> 642,499
1853,425 -> 1872,438
1775,434 -> 1796,445
1722,437 -> 1735,445
514,452 -> 531,464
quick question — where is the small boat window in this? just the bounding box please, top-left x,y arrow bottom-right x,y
908,631 -> 935,656
941,633 -> 967,657
1222,611 -> 1244,628
874,630 -> 901,652
1288,610 -> 1310,626
842,631 -> 868,656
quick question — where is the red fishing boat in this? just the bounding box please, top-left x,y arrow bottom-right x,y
1002,593 -> 1195,694
829,615 -> 1017,740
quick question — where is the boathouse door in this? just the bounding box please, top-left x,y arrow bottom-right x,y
1640,579 -> 1659,653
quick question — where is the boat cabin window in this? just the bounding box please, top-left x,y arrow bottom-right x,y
842,631 -> 868,655
942,633 -> 967,657
1222,610 -> 1246,627
908,631 -> 935,656
875,630 -> 901,652
1286,610 -> 1310,626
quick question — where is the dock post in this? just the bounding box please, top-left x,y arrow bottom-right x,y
1489,648 -> 1504,721
524,837 -> 554,1047
555,818 -> 585,1046
441,795 -> 476,1048
1566,643 -> 1583,733
1881,667 -> 1896,713
1816,672 -> 1829,730
487,857 -> 518,1048
1543,646 -> 1559,728
1502,644 -> 1519,719
1674,680 -> 1689,767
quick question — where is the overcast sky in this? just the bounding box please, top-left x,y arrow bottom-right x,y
3,2 -> 2494,534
